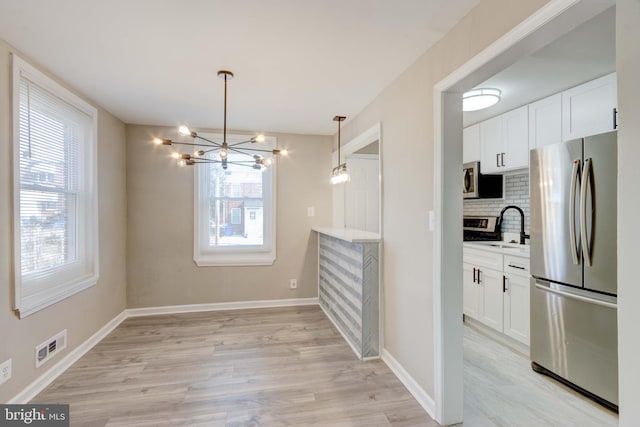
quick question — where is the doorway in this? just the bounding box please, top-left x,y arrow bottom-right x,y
433,0 -> 617,424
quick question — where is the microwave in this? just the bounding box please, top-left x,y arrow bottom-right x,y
463,161 -> 503,199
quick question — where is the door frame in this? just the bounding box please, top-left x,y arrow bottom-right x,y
430,0 -> 615,423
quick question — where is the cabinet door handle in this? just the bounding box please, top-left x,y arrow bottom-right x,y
473,267 -> 477,283
613,107 -> 618,130
507,264 -> 525,270
503,275 -> 507,293
496,153 -> 500,167
501,152 -> 505,167
477,269 -> 482,284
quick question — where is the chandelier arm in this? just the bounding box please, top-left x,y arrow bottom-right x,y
167,141 -> 214,147
194,134 -> 224,147
236,147 -> 276,154
228,139 -> 255,147
227,146 -> 260,158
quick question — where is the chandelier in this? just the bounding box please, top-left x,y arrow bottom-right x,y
330,115 -> 349,184
153,70 -> 287,170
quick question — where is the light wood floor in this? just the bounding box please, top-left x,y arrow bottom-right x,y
33,306 -> 436,427
463,324 -> 619,427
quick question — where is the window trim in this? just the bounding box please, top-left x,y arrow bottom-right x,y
193,133 -> 277,266
12,54 -> 99,318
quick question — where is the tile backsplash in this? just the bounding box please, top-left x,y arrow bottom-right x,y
464,172 -> 530,237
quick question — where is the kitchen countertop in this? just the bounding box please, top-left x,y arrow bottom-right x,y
464,241 -> 530,257
312,227 -> 381,243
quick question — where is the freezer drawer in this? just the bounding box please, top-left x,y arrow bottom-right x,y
530,278 -> 618,406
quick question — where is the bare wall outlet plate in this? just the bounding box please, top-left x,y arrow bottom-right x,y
289,279 -> 298,289
0,359 -> 11,385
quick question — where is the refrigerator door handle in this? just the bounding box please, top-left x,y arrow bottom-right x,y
580,157 -> 593,266
534,282 -> 616,309
569,159 -> 581,265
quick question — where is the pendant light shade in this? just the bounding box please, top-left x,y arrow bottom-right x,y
330,115 -> 349,185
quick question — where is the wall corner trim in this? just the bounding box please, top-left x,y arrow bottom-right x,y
8,310 -> 129,404
381,348 -> 436,420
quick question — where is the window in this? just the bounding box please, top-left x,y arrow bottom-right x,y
194,133 -> 276,266
13,55 -> 98,318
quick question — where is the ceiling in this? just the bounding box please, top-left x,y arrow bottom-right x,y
0,0 -> 479,136
464,5 -> 616,126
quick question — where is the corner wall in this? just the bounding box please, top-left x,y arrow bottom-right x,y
0,39 -> 127,402
125,125 -> 332,307
616,0 -> 640,424
337,0 -> 548,401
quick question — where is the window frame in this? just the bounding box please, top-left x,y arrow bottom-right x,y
193,133 -> 277,266
12,54 -> 99,318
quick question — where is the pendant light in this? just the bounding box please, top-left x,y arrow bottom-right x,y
153,70 -> 287,169
330,115 -> 349,185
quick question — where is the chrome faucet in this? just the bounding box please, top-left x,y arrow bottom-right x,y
499,205 -> 530,245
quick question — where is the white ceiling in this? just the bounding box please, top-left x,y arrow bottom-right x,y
464,5 -> 615,126
0,0 -> 479,135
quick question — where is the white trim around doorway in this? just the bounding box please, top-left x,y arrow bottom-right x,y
432,0 -> 580,424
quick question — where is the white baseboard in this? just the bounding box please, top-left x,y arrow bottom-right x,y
126,297 -> 319,317
8,310 -> 128,404
381,348 -> 436,419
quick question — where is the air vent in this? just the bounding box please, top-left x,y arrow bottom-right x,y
35,330 -> 67,368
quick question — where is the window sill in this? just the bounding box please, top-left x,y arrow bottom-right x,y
194,251 -> 275,267
16,274 -> 98,318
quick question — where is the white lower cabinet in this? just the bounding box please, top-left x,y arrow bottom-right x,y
463,247 -> 530,346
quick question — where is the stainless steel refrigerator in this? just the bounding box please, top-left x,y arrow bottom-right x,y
530,131 -> 618,411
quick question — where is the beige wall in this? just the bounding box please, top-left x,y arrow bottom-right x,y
616,0 -> 640,424
126,125 -> 332,307
337,0 -> 549,398
0,39 -> 127,402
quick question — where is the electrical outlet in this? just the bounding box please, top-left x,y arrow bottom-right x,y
289,279 -> 298,289
307,207 -> 315,217
0,359 -> 11,385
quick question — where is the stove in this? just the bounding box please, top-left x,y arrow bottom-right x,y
463,215 -> 501,241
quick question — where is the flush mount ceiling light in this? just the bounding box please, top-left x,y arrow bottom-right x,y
153,70 -> 287,170
330,115 -> 349,185
463,88 -> 501,112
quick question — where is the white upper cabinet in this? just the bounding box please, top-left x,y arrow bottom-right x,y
562,72 -> 617,141
502,106 -> 529,171
480,115 -> 504,174
529,93 -> 563,149
463,123 -> 480,164
480,106 -> 528,174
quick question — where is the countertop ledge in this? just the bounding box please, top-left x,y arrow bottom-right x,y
312,227 -> 381,243
464,241 -> 530,258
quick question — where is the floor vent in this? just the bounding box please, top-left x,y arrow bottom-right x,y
35,330 -> 67,368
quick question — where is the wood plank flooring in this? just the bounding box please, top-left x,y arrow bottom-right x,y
463,324 -> 619,427
33,306 -> 436,427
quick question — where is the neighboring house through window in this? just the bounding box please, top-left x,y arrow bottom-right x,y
12,55 -> 98,318
194,133 -> 276,266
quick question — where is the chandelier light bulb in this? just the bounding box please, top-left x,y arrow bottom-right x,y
178,125 -> 191,136
171,151 -> 180,159
194,150 -> 205,157
254,134 -> 265,143
219,148 -> 228,159
177,159 -> 187,167
153,138 -> 163,145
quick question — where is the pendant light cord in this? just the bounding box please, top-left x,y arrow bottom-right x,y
223,74 -> 228,144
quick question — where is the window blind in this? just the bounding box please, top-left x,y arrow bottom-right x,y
13,55 -> 99,318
